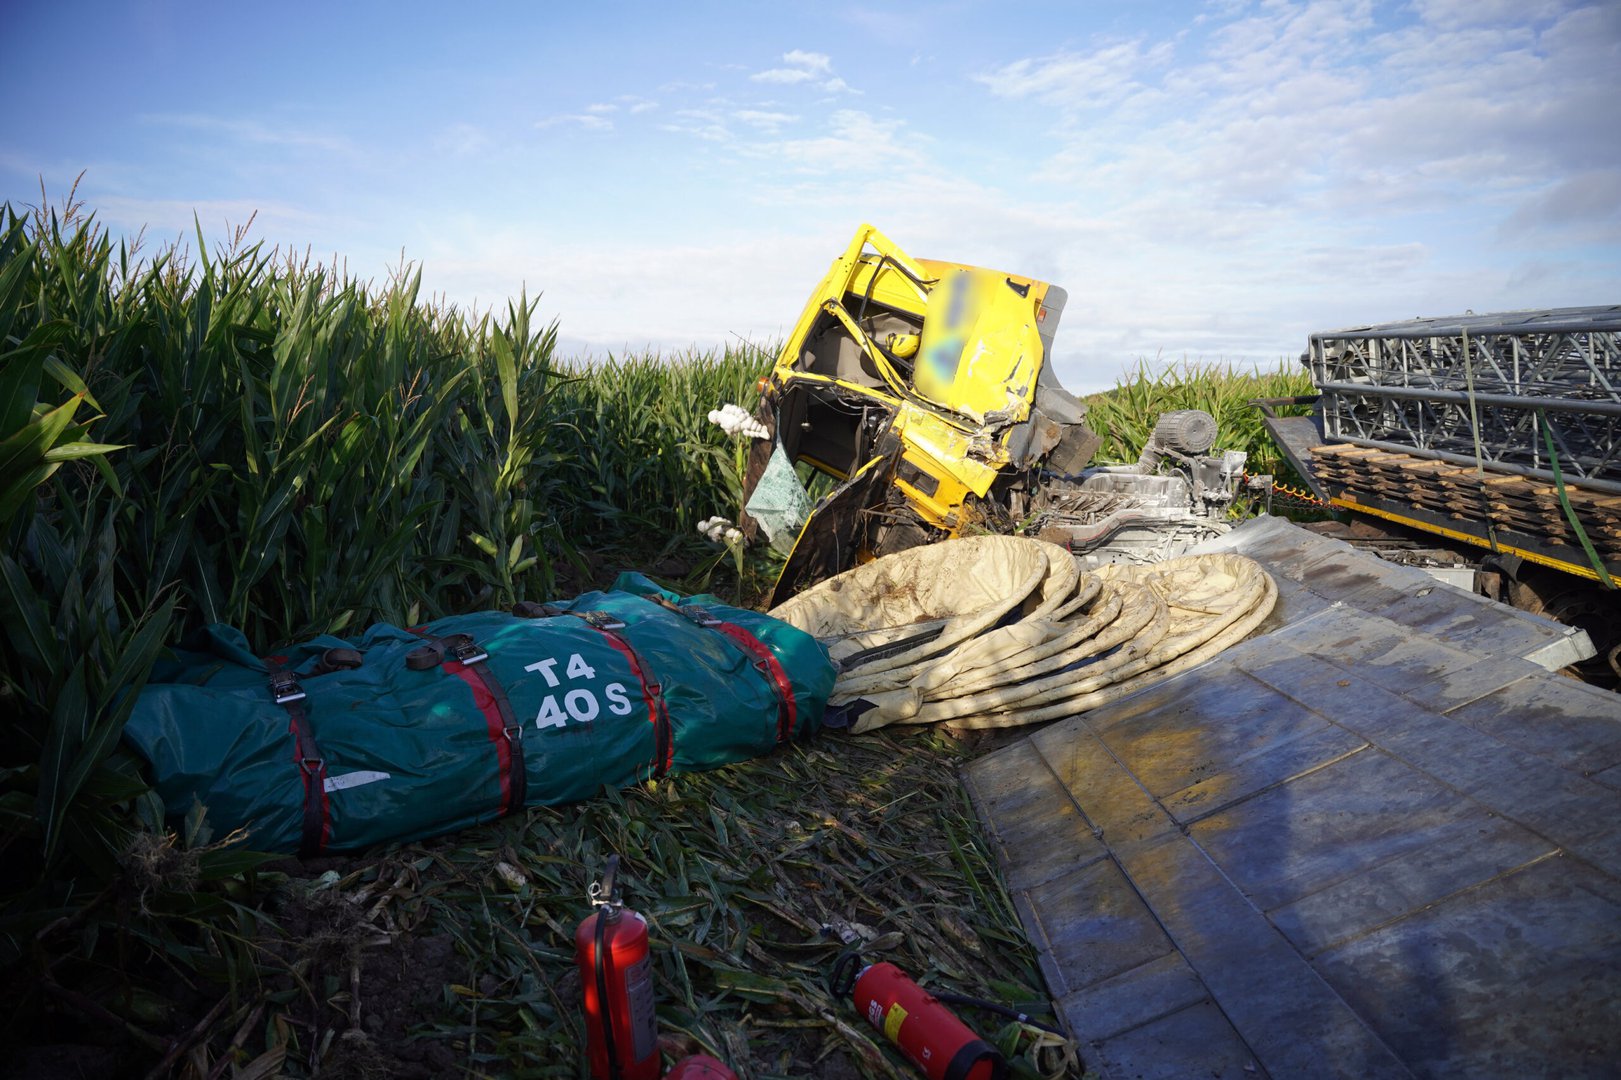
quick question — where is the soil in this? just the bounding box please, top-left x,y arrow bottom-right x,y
5,726 -> 1076,1080
351,934 -> 463,1079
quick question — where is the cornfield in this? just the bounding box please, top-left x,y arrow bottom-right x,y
1084,358 -> 1317,480
0,204 -> 783,1070
1,199 -> 1313,1078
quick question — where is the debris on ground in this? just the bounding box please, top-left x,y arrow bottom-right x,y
168,728 -> 1082,1079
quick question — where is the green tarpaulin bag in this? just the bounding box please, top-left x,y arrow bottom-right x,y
124,574 -> 836,855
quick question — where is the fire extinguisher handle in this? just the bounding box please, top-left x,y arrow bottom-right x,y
593,854 -> 621,907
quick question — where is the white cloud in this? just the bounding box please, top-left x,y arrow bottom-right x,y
1501,169 -> 1621,242
781,50 -> 832,74
535,113 -> 614,132
750,49 -> 854,92
1411,0 -> 1569,30
987,2 -> 1620,228
755,109 -> 926,174
953,0 -> 1621,384
975,39 -> 1173,108
659,108 -> 731,142
734,109 -> 797,132
752,67 -> 818,85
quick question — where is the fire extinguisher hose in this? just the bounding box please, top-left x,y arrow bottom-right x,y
597,855 -> 624,1080
930,993 -> 1063,1036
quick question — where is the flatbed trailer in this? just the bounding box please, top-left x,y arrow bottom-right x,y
1258,305 -> 1621,677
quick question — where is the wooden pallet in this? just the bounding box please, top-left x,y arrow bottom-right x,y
1311,444 -> 1621,558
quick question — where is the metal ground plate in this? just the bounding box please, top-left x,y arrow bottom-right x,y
964,517 -> 1621,1078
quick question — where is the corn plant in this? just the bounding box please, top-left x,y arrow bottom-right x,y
0,207 -> 580,1046
0,200 -> 778,953
0,214 -> 125,522
419,292 -> 564,614
543,347 -> 770,536
1084,358 -> 1317,481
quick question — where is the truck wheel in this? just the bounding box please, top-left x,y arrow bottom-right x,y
1508,571 -> 1620,687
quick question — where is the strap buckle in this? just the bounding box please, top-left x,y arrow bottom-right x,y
449,639 -> 489,665
682,605 -> 723,628
269,671 -> 306,704
503,723 -> 524,742
299,756 -> 324,775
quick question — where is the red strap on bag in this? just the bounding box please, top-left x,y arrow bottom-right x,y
408,632 -> 527,816
656,601 -> 798,746
710,622 -> 797,745
510,605 -> 675,780
581,616 -> 674,777
269,670 -> 331,857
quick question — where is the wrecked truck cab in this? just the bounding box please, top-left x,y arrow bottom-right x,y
747,224 -> 1101,604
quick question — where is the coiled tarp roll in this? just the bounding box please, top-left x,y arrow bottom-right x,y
769,537 -> 1274,733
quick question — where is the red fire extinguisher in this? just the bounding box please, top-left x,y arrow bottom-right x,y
833,955 -> 1008,1080
575,855 -> 660,1080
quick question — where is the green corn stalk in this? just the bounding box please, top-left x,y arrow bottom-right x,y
0,214 -> 125,524
1084,358 -> 1316,482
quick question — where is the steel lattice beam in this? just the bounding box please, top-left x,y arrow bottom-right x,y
1309,306 -> 1621,485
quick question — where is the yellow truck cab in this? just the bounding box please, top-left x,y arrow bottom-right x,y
746,225 -> 1100,603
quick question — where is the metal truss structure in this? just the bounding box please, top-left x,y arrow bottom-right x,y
1308,306 -> 1621,493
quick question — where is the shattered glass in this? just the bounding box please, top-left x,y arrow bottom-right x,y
745,442 -> 812,555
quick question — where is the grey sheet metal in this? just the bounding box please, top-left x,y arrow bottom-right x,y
964,516 -> 1621,1079
1191,514 -> 1594,671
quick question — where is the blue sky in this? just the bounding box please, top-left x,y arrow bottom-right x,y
5,0 -> 1618,390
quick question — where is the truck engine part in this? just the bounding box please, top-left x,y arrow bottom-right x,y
1035,406 -> 1253,570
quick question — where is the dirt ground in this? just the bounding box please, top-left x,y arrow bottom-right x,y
4,726 -> 1078,1080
